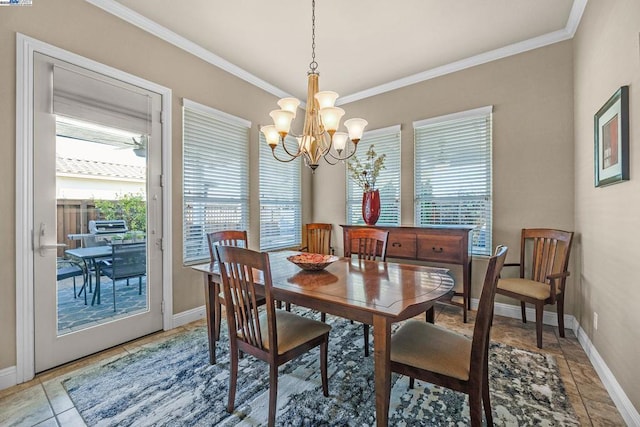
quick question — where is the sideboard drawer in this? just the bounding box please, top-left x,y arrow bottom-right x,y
417,235 -> 465,264
386,233 -> 416,259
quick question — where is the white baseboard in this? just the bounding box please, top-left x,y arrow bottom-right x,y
171,305 -> 206,328
469,298 -> 576,330
576,325 -> 640,426
0,366 -> 17,391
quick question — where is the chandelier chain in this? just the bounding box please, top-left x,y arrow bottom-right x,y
309,0 -> 318,73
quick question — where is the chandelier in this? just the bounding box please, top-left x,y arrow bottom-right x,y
260,0 -> 368,171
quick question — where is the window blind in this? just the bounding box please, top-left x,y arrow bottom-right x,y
182,99 -> 250,264
259,134 -> 302,251
414,106 -> 493,256
53,64 -> 151,135
346,125 -> 401,226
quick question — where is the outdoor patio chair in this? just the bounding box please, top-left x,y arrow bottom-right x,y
56,258 -> 86,299
96,242 -> 146,311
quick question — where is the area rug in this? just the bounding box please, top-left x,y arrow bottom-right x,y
63,309 -> 579,426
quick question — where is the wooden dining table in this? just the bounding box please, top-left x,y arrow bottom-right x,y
192,250 -> 454,427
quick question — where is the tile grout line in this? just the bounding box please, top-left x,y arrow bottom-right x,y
555,328 -> 595,427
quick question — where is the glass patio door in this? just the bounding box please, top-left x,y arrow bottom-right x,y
33,53 -> 164,372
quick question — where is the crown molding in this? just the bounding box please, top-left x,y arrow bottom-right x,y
86,0 -> 587,106
338,27 -> 574,105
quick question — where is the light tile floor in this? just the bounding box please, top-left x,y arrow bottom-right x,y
0,304 -> 627,426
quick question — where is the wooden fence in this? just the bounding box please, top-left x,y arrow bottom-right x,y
57,199 -> 100,257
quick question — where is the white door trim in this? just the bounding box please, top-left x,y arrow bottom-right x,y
15,33 -> 173,383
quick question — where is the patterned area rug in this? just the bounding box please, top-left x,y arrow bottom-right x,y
63,309 -> 579,426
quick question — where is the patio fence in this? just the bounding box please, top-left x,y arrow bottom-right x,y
57,199 -> 100,257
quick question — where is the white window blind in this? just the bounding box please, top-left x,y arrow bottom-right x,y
414,106 -> 493,256
53,64 -> 151,135
346,125 -> 401,226
259,134 -> 302,251
182,99 -> 250,264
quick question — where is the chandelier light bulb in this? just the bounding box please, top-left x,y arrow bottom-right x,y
344,118 -> 368,142
332,132 -> 349,153
277,98 -> 301,118
319,107 -> 345,133
269,109 -> 295,136
315,91 -> 339,109
261,125 -> 280,147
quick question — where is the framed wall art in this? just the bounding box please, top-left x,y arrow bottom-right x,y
594,85 -> 629,187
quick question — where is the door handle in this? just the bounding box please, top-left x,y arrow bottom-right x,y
38,222 -> 67,257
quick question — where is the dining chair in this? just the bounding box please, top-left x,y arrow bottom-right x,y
344,227 -> 389,262
206,230 -> 266,364
56,257 -> 86,300
300,223 -> 334,322
496,228 -> 574,348
300,223 -> 333,255
215,245 -> 331,427
96,242 -> 146,311
390,245 -> 508,427
345,227 -> 389,356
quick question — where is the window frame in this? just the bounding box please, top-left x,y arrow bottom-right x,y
182,99 -> 250,265
345,125 -> 401,226
259,134 -> 302,251
413,106 -> 493,256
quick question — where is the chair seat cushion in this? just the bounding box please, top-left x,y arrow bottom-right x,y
258,310 -> 331,355
498,278 -> 558,301
391,319 -> 471,381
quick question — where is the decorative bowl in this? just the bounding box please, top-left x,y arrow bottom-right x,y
287,253 -> 339,271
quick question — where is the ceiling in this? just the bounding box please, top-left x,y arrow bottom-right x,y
93,0 -> 584,104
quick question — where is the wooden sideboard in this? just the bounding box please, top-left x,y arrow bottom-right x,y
341,224 -> 474,322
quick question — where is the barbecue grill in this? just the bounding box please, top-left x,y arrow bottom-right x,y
89,220 -> 128,235
68,219 -> 128,247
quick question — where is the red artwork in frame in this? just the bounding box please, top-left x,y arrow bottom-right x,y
594,86 -> 629,187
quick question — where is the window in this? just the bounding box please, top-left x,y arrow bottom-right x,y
346,125 -> 401,226
182,99 -> 250,264
414,106 -> 493,256
259,134 -> 302,250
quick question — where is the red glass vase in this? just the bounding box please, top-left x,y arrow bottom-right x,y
362,189 -> 381,225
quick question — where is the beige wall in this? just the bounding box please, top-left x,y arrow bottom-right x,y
574,0 -> 640,412
0,0 -> 311,369
312,40 -> 575,303
2,0 -> 638,415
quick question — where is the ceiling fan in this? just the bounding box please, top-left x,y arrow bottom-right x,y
132,135 -> 147,158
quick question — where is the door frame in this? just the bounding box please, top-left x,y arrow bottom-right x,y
15,33 -> 173,383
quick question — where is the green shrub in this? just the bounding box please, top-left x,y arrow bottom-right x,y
94,193 -> 146,232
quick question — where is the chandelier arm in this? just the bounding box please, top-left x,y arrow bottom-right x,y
322,154 -> 340,165
323,142 -> 358,162
271,147 -> 302,163
279,135 -> 303,158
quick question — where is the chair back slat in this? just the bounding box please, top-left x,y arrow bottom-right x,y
521,229 -> 573,287
228,261 -> 263,348
207,230 -> 248,261
215,245 -> 276,353
306,223 -> 332,255
346,228 -> 389,261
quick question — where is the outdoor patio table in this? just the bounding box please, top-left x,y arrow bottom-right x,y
65,246 -> 112,305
